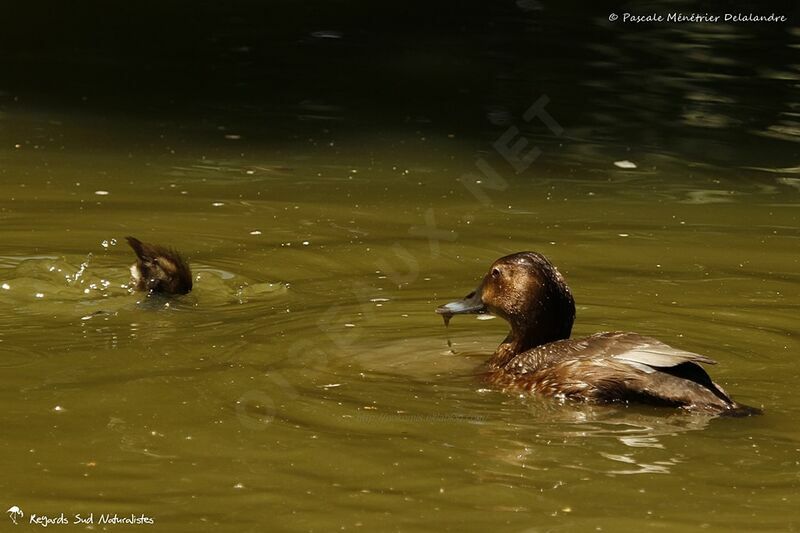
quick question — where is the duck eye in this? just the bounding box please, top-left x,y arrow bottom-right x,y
491,268 -> 501,279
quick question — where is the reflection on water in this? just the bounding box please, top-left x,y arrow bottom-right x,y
478,398 -> 716,476
682,189 -> 737,204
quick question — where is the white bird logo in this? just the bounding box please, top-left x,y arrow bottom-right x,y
6,506 -> 23,525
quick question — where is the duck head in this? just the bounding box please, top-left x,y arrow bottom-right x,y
436,252 -> 575,364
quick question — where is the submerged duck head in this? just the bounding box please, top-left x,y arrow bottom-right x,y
437,252 -> 575,352
126,236 -> 193,295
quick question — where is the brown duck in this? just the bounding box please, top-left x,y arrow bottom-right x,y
126,236 -> 193,295
436,252 -> 760,415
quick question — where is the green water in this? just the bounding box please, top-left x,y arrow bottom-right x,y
1,109 -> 798,531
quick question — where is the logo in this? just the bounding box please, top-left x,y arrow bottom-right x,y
5,505 -> 154,527
7,506 -> 23,525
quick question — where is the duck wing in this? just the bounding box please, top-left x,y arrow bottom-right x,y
506,331 -> 715,373
602,332 -> 717,372
503,332 -> 746,413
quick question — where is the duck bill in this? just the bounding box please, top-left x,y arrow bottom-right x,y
435,287 -> 486,316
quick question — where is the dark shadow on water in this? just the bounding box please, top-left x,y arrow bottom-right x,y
1,0 -> 799,167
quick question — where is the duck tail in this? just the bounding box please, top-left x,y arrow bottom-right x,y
125,236 -> 148,259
